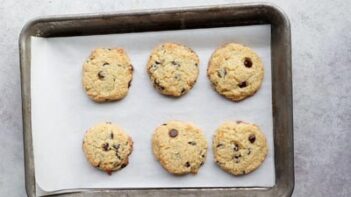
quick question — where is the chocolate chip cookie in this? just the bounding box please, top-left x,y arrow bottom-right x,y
82,122 -> 133,174
152,121 -> 208,175
147,43 -> 199,97
213,121 -> 268,176
82,48 -> 133,102
207,43 -> 264,101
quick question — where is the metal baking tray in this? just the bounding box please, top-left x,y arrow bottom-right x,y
19,3 -> 294,197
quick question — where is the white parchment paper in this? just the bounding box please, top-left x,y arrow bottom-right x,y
31,25 -> 275,193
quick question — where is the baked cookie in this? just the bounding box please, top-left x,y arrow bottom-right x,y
82,48 -> 133,102
82,122 -> 133,174
152,121 -> 208,175
207,43 -> 264,101
147,43 -> 199,97
213,121 -> 268,176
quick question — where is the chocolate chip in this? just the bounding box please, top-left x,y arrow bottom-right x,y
175,74 -> 181,80
238,81 -> 247,88
181,88 -> 186,94
201,154 -> 205,158
155,61 -> 161,64
249,135 -> 256,143
96,162 -> 101,168
128,80 -> 132,88
113,144 -> 120,150
130,65 -> 134,72
169,129 -> 178,137
102,62 -> 109,66
233,144 -> 239,151
97,71 -> 105,79
216,144 -> 224,148
188,141 -> 196,145
171,61 -> 178,66
102,143 -> 109,151
244,57 -> 252,68
113,144 -> 121,159
195,63 -> 198,67
247,148 -> 251,155
200,161 -> 204,166
110,132 -> 114,139
242,170 -> 246,174
121,163 -> 127,168
116,153 -> 122,160
162,123 -> 167,126
217,68 -> 227,78
234,155 -> 240,159
154,80 -> 165,90
185,162 -> 191,167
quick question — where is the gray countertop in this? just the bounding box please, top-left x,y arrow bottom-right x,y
0,0 -> 350,196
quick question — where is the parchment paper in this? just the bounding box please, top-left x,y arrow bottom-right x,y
31,25 -> 275,193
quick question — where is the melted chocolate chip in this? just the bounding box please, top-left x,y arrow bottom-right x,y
102,143 -> 109,151
244,57 -> 252,68
188,141 -> 196,145
97,71 -> 105,79
185,162 -> 191,167
169,129 -> 178,138
238,81 -> 247,88
249,135 -> 256,143
216,144 -> 224,148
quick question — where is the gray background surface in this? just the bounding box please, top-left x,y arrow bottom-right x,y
0,0 -> 350,196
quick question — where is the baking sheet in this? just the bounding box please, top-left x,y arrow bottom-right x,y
31,25 -> 274,193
